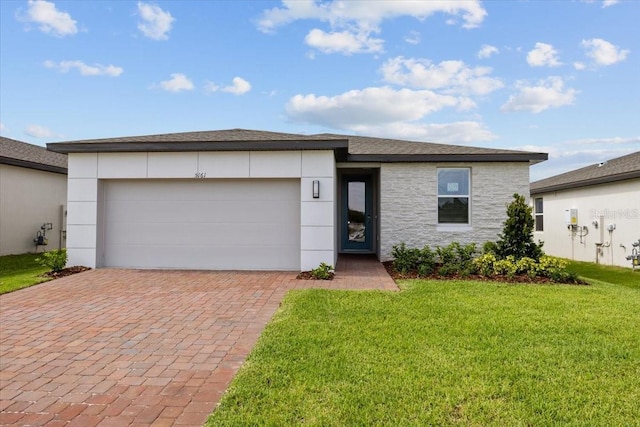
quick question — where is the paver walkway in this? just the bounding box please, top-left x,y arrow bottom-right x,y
0,256 -> 397,427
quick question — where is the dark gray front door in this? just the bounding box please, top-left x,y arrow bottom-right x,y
341,175 -> 373,251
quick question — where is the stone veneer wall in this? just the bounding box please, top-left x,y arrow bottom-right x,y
379,162 -> 531,261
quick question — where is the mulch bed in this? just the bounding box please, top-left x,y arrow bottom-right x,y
41,266 -> 91,279
382,261 -> 588,285
296,271 -> 335,280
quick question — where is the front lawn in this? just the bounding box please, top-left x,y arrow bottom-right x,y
0,253 -> 50,294
566,259 -> 640,288
208,278 -> 640,426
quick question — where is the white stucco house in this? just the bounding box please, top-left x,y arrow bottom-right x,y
0,136 -> 68,255
47,129 -> 546,271
530,151 -> 640,268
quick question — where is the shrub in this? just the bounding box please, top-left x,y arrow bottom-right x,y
436,242 -> 477,277
534,256 -> 579,282
482,241 -> 498,255
391,243 -> 420,274
495,194 -> 544,261
417,245 -> 436,277
493,255 -> 518,279
391,243 -> 436,276
36,249 -> 67,272
311,262 -> 334,280
473,252 -> 497,277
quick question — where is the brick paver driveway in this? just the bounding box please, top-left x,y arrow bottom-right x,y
1,260 -> 397,426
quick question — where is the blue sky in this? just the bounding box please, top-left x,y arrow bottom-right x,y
1,0 -> 638,181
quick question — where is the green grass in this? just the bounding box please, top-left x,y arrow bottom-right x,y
0,253 -> 50,294
208,276 -> 640,426
566,259 -> 640,288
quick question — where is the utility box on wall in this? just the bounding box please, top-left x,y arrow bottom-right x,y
564,208 -> 578,226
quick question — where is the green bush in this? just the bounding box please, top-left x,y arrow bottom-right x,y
471,253 -> 579,283
391,243 -> 436,276
535,256 -> 579,282
495,194 -> 544,261
436,242 -> 477,277
473,252 -> 498,277
36,249 -> 67,272
311,262 -> 334,280
417,245 -> 436,277
391,243 -> 420,274
493,255 -> 519,279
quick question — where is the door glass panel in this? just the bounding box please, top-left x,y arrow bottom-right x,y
348,181 -> 366,242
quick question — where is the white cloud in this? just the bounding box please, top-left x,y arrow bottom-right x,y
22,0 -> 78,37
603,0 -> 619,7
566,136 -> 640,145
381,56 -> 503,96
477,44 -> 498,59
44,60 -> 123,77
0,122 -> 5,134
405,31 -> 421,45
527,42 -> 562,67
305,28 -> 383,55
137,2 -> 175,40
204,81 -> 220,94
286,86 -> 473,131
222,77 -> 252,95
203,77 -> 252,95
24,124 -> 54,138
581,38 -> 629,66
501,76 -> 577,113
159,73 -> 194,92
353,121 -> 497,144
573,61 -> 586,70
257,1 -> 485,56
258,0 -> 487,33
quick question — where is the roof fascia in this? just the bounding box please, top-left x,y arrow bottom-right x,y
47,139 -> 349,154
531,170 -> 640,194
0,156 -> 67,174
347,153 -> 548,163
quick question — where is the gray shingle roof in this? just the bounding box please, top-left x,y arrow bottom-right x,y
47,128 -> 547,163
531,151 -> 640,194
0,136 -> 67,174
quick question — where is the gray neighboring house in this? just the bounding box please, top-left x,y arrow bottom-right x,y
0,136 -> 68,255
530,151 -> 640,268
47,129 -> 546,271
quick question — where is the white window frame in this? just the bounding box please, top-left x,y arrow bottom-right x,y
534,197 -> 544,232
437,168 -> 471,226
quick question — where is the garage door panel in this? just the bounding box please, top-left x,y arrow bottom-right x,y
105,222 -> 300,247
104,245 -> 300,270
105,200 -> 299,224
106,180 -> 298,202
102,179 -> 301,270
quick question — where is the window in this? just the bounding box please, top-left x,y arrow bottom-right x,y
437,168 -> 470,224
534,197 -> 544,231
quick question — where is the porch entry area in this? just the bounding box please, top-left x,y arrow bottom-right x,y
339,170 -> 378,255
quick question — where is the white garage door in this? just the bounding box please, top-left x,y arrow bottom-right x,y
101,179 -> 300,270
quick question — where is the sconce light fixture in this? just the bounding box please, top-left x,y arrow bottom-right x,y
312,180 -> 320,199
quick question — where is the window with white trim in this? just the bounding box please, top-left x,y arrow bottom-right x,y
437,168 -> 470,224
534,197 -> 544,231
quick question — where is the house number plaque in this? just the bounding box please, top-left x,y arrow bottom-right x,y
194,172 -> 206,178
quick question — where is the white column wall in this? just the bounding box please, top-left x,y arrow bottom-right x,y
301,151 -> 336,270
65,150 -> 336,270
66,153 -> 98,267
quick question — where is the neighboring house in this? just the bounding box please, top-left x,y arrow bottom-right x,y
0,136 -> 68,255
47,129 -> 546,271
530,151 -> 640,268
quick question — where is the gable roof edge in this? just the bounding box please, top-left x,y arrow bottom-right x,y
531,170 -> 640,194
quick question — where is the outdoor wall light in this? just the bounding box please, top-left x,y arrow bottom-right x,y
313,180 -> 320,199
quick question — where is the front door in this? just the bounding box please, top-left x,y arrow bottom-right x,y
341,174 -> 373,252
